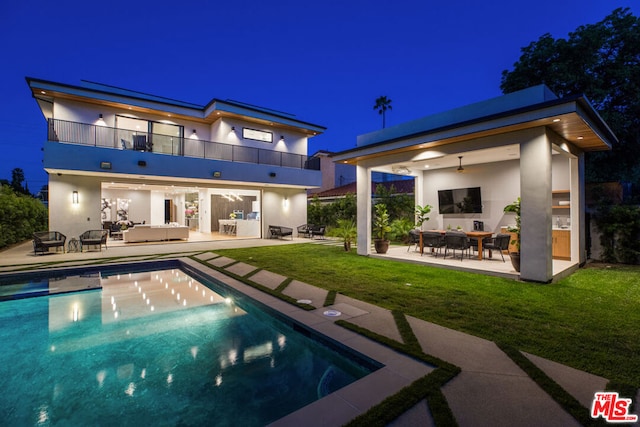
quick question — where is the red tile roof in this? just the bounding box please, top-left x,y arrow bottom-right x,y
309,179 -> 414,199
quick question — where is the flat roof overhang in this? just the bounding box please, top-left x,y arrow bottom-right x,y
26,77 -> 325,137
332,96 -> 616,165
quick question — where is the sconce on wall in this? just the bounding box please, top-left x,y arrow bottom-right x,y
228,126 -> 236,137
283,196 -> 289,209
97,113 -> 106,126
190,129 -> 198,140
279,136 -> 285,142
72,191 -> 79,205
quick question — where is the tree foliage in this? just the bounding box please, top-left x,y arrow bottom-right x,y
500,7 -> 640,185
0,185 -> 48,249
373,183 -> 414,222
373,95 -> 393,128
307,193 -> 357,228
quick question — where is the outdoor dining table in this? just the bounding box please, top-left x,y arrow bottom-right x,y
420,230 -> 494,260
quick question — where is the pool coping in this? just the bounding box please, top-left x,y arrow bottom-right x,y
178,258 -> 434,426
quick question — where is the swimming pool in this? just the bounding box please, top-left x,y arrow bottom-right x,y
0,262 -> 378,426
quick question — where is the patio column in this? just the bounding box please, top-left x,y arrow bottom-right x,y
520,128 -> 553,282
414,174 -> 424,229
356,164 -> 372,255
571,153 -> 586,264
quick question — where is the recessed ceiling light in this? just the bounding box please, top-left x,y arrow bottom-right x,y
40,91 -> 46,94
553,118 -> 561,122
577,136 -> 584,140
424,165 -> 430,168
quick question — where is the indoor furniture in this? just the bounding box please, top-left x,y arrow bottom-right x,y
123,224 -> 189,242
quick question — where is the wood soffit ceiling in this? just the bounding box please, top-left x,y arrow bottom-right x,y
338,111 -> 611,165
33,89 -> 319,136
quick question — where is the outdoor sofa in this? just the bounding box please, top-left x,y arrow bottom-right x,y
33,231 -> 66,255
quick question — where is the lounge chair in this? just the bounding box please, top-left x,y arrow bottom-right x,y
297,224 -> 312,238
33,231 -> 66,255
79,230 -> 108,252
310,225 -> 326,239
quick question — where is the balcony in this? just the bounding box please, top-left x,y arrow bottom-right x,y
48,119 -> 319,170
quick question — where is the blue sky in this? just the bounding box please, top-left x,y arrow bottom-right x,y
1,0 -> 636,192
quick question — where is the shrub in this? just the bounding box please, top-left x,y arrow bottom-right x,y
0,185 -> 48,249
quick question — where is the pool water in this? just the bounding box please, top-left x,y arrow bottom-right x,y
0,267 -> 375,426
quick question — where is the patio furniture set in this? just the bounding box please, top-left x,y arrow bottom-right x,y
267,224 -> 326,240
410,229 -> 511,262
33,230 -> 108,255
296,224 -> 326,239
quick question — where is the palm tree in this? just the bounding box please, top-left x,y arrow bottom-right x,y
373,96 -> 392,128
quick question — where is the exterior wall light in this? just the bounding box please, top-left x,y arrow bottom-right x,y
72,191 -> 79,205
97,114 -> 106,126
190,129 -> 198,140
279,136 -> 285,142
283,196 -> 289,209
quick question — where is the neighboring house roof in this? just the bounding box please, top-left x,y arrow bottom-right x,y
26,77 -> 326,136
310,179 -> 414,199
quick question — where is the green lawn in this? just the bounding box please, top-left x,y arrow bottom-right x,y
215,243 -> 640,386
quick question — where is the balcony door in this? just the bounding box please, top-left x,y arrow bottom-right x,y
116,116 -> 183,154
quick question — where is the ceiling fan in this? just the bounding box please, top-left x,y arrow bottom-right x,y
457,156 -> 465,173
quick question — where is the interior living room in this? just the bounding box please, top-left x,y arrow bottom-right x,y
100,182 -> 262,245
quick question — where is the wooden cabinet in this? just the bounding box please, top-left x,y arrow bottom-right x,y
500,227 -> 518,254
552,190 -> 570,210
553,229 -> 570,260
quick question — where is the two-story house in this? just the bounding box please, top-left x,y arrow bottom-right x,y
26,78 -> 325,242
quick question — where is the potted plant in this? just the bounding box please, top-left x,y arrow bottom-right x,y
373,203 -> 392,254
333,219 -> 357,251
504,197 -> 521,272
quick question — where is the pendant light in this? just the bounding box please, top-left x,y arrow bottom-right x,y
457,156 -> 465,173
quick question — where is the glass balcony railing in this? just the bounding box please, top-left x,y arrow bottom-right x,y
47,119 -> 319,170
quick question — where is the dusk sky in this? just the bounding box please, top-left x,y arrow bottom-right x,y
1,0 -> 636,192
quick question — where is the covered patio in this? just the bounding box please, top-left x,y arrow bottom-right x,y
375,243 -> 577,282
333,85 -> 616,282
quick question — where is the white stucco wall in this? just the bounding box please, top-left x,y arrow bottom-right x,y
261,188 -> 308,236
49,175 -> 103,240
210,118 -> 308,155
421,159 -> 521,233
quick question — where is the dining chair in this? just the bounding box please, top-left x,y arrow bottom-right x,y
444,230 -> 471,261
482,233 -> 511,262
421,231 -> 446,257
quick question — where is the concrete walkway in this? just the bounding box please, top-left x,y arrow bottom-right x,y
0,238 -> 616,426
